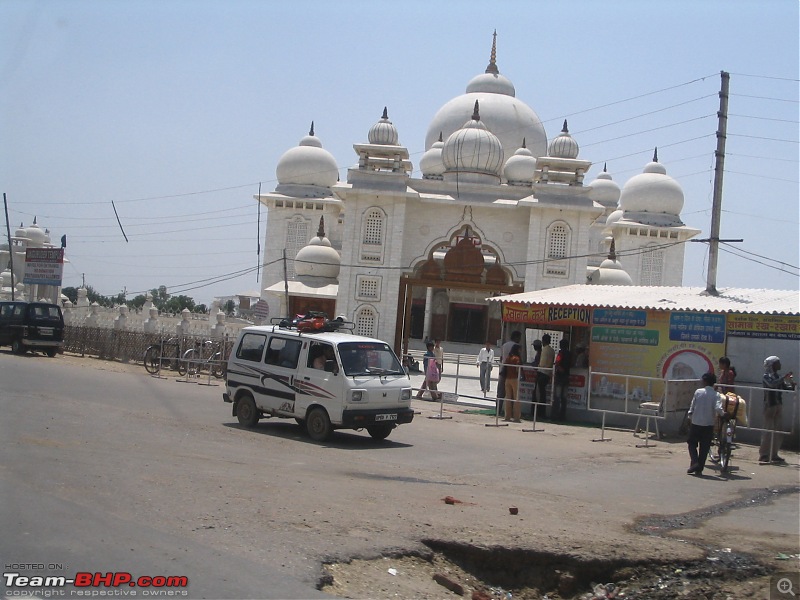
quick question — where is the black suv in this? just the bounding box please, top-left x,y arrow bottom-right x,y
0,301 -> 65,356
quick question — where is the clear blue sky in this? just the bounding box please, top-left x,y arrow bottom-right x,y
2,0 -> 798,306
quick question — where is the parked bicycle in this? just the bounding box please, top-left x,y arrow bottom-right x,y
143,337 -> 189,376
180,339 -> 225,379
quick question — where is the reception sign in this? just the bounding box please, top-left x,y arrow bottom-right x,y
501,302 -> 590,327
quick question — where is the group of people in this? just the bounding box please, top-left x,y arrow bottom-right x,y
477,332 -> 574,422
685,355 -> 795,476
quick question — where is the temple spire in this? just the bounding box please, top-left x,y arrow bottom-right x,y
485,30 -> 499,75
609,238 -> 617,261
309,121 -> 315,136
653,147 -> 658,162
317,216 -> 326,238
472,100 -> 481,121
381,106 -> 388,120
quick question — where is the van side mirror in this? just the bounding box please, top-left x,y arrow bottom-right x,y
325,359 -> 339,375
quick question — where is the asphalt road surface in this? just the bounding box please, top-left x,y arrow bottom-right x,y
2,352 -> 798,599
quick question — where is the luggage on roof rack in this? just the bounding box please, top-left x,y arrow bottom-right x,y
270,313 -> 355,333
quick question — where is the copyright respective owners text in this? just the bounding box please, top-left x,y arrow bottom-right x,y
3,563 -> 189,598
773,572 -> 800,600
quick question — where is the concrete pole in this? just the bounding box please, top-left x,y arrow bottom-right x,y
706,71 -> 730,296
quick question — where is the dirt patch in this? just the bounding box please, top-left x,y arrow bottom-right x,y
322,487 -> 800,599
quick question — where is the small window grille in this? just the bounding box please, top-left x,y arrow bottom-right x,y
355,307 -> 377,337
286,218 -> 309,279
545,223 -> 570,277
357,276 -> 380,300
641,246 -> 664,286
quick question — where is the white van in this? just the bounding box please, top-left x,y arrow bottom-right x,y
223,321 -> 414,441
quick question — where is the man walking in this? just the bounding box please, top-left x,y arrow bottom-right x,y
476,341 -> 495,396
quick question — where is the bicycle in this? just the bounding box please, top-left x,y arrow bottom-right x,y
180,339 -> 225,379
143,337 -> 189,376
709,415 -> 736,474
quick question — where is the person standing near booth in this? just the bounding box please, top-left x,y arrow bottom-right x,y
760,355 -> 795,464
503,344 -> 522,422
552,338 -> 572,421
537,334 -> 555,419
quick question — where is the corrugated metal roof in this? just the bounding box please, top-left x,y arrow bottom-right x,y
487,285 -> 799,315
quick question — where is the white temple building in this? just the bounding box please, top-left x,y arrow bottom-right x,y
257,35 -> 700,352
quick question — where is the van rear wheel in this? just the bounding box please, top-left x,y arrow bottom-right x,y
11,339 -> 26,355
236,394 -> 259,427
46,348 -> 58,358
367,423 -> 394,440
306,407 -> 332,442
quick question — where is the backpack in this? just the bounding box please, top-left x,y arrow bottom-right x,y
426,358 -> 441,383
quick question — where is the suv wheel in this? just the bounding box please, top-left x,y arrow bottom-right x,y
11,339 -> 26,355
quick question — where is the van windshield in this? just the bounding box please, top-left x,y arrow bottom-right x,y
337,342 -> 404,376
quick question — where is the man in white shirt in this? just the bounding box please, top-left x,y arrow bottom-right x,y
476,341 -> 495,396
686,372 -> 725,476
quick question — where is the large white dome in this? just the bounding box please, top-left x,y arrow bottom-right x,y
619,150 -> 684,219
425,35 -> 547,160
275,123 -> 339,188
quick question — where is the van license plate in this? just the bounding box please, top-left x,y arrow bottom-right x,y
375,413 -> 397,422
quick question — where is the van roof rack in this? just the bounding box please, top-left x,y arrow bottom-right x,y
270,312 -> 356,333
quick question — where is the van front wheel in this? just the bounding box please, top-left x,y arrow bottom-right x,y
12,339 -> 26,355
367,423 -> 394,440
236,394 -> 259,427
306,407 -> 332,442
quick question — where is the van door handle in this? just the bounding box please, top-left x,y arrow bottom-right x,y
304,376 -> 310,380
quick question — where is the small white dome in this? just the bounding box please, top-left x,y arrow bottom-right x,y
619,149 -> 684,218
295,217 -> 340,279
368,107 -> 399,145
466,72 -> 516,96
442,101 -> 504,178
588,242 -> 633,285
275,123 -> 339,188
588,164 -> 621,209
420,132 -> 446,179
503,139 -> 537,185
548,120 -> 579,159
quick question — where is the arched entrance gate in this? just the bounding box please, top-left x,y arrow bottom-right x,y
393,227 -> 523,354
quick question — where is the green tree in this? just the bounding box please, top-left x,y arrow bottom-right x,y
223,299 -> 237,316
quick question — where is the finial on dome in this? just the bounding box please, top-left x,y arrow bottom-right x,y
317,216 -> 326,238
33,216 -> 38,225
562,120 -> 569,133
609,238 -> 617,261
603,162 -> 608,173
381,106 -> 388,120
653,147 -> 658,162
472,100 -> 481,121
309,121 -> 315,136
485,30 -> 499,75
522,137 -> 527,149
438,131 -> 443,142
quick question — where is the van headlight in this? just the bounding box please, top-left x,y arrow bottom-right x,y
400,389 -> 411,401
351,390 -> 364,402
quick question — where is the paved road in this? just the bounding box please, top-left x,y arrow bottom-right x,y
2,352 -> 798,599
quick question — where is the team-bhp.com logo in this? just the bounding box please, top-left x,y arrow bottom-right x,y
4,571 -> 189,596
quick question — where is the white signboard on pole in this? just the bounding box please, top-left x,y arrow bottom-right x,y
23,248 -> 65,286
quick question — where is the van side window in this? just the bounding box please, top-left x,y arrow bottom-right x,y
266,337 -> 301,369
236,333 -> 266,362
0,304 -> 13,318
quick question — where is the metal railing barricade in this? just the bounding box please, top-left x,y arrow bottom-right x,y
586,371 -> 670,447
